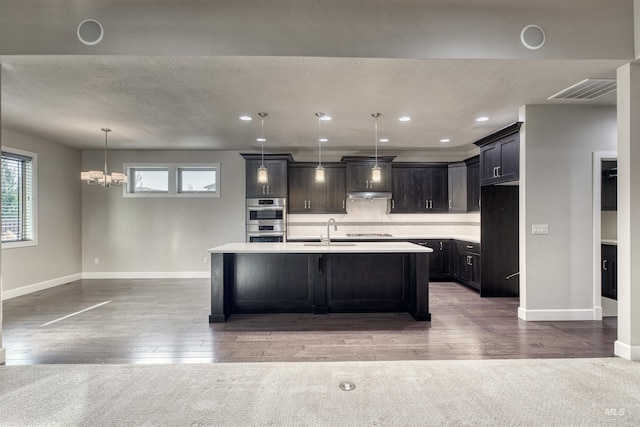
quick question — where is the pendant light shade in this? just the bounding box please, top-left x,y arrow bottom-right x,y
81,128 -> 127,187
371,113 -> 382,183
257,112 -> 268,184
315,112 -> 326,183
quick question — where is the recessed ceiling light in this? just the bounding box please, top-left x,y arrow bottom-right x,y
440,138 -> 450,143
319,138 -> 328,142
256,137 -> 266,142
398,116 -> 411,122
476,116 -> 489,122
379,138 -> 389,143
320,115 -> 332,121
239,115 -> 252,121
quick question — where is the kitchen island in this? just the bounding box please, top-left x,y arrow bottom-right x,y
208,242 -> 433,322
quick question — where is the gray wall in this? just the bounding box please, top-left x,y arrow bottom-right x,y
81,150 -> 245,274
520,105 -> 617,314
1,129 -> 82,292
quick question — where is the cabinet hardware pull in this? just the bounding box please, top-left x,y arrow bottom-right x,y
493,166 -> 498,178
496,166 -> 501,177
342,200 -> 345,209
603,260 -> 608,271
466,245 -> 473,249
317,255 -> 324,276
262,185 -> 266,194
267,185 -> 270,194
430,200 -> 433,209
304,200 -> 307,209
308,200 -> 311,209
439,241 -> 443,251
392,200 -> 395,209
425,200 -> 428,209
366,180 -> 369,189
449,200 -> 452,209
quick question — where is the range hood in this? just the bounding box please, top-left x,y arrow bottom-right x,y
347,191 -> 392,200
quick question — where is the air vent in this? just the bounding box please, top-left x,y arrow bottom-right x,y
548,79 -> 616,101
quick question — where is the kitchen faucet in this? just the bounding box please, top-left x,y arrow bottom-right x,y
326,218 -> 337,246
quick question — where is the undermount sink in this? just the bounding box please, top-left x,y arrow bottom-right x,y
303,242 -> 357,247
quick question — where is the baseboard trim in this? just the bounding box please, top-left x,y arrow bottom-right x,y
1,273 -> 83,301
518,307 -> 596,321
614,341 -> 640,361
0,347 -> 5,365
82,272 -> 210,279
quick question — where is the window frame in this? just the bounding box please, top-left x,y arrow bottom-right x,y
123,163 -> 221,198
1,146 -> 38,249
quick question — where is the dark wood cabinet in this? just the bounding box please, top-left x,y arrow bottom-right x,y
411,239 -> 450,280
448,162 -> 467,212
601,160 -> 617,211
466,156 -> 480,212
288,163 -> 346,213
475,123 -> 522,186
451,240 -> 480,291
390,164 -> 448,213
480,185 -> 519,297
602,244 -> 617,300
343,156 -> 394,193
242,154 -> 292,198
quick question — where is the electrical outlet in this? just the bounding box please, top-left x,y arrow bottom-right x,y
94,258 -> 99,264
203,257 -> 208,264
531,224 -> 549,235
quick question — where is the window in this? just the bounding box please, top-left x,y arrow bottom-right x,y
129,167 -> 169,193
178,167 -> 218,193
123,163 -> 220,198
1,148 -> 37,247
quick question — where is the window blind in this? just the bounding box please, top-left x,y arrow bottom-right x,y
1,151 -> 34,242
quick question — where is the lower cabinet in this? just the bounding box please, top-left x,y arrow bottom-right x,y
410,240 -> 450,280
451,240 -> 481,291
602,244 -> 617,300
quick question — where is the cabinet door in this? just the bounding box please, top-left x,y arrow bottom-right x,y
346,160 -> 391,192
448,163 -> 467,213
391,168 -> 425,212
497,135 -> 519,183
469,253 -> 481,290
288,167 -> 309,213
428,167 -> 449,212
324,167 -> 347,213
466,161 -> 480,212
480,143 -> 500,186
246,159 -> 288,198
307,170 -> 329,213
425,240 -> 450,280
601,161 -> 617,211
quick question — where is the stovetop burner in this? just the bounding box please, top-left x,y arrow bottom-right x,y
346,233 -> 393,237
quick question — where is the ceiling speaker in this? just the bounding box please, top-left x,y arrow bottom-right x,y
520,25 -> 545,50
77,19 -> 104,46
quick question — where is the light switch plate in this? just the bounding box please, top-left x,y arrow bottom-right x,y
532,224 -> 549,235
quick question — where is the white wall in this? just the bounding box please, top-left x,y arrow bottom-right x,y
519,105 -> 617,320
81,150 -> 245,275
1,129 -> 82,295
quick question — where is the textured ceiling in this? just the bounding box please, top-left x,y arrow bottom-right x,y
0,0 -> 634,156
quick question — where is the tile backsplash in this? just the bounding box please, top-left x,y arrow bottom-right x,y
288,199 -> 480,240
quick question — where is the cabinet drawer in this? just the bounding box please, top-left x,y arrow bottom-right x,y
456,241 -> 480,254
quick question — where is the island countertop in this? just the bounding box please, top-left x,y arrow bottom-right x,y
208,241 -> 434,254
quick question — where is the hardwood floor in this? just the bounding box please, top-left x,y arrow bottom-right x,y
1,279 -> 617,365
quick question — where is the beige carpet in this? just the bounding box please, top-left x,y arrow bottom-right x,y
1,358 -> 639,426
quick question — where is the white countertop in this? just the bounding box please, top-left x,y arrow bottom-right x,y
288,235 -> 481,243
209,241 -> 434,254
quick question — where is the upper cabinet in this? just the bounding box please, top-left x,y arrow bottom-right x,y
465,156 -> 480,212
242,154 -> 292,198
475,122 -> 522,186
288,163 -> 346,214
390,164 -> 448,213
448,162 -> 467,213
343,156 -> 394,194
601,160 -> 617,211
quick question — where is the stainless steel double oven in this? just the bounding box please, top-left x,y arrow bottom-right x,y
246,198 -> 286,242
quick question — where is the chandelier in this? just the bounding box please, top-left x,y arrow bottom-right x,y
81,128 -> 127,186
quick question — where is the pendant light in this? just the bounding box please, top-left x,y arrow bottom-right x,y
257,112 -> 268,184
315,112 -> 326,183
371,113 -> 382,183
81,128 -> 127,187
